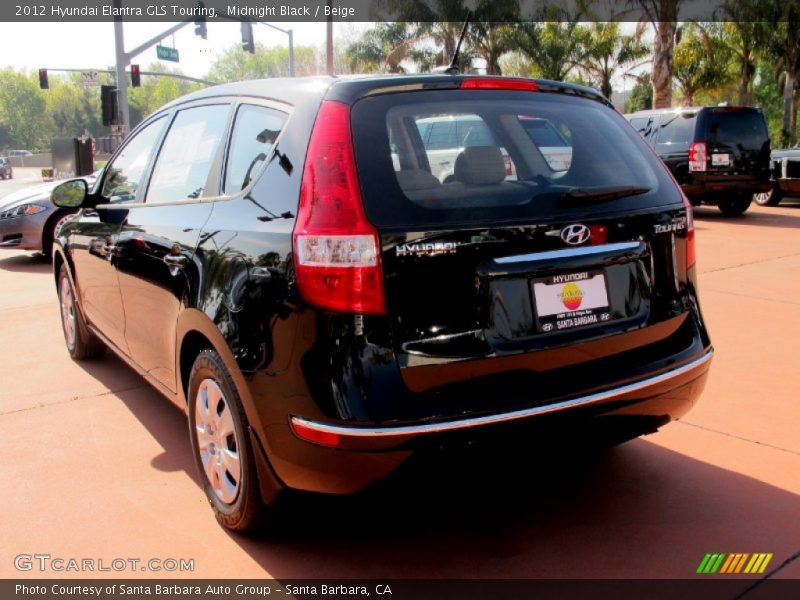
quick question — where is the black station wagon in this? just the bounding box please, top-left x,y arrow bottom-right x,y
51,75 -> 713,532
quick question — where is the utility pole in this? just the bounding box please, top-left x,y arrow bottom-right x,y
258,22 -> 295,77
113,0 -> 130,140
326,0 -> 333,75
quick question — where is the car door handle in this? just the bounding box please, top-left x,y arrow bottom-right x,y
163,253 -> 189,269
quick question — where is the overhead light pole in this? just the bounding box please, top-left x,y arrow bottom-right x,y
326,0 -> 333,75
113,0 -> 130,136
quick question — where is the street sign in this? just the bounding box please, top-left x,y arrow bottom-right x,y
82,71 -> 100,86
156,45 -> 180,63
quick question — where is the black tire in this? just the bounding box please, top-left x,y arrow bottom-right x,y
718,194 -> 752,216
42,210 -> 77,258
753,187 -> 782,207
188,350 -> 273,533
57,264 -> 105,360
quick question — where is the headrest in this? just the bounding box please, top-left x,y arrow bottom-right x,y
395,169 -> 441,191
454,146 -> 506,185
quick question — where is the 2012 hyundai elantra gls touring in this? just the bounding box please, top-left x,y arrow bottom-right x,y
50,74 -> 713,532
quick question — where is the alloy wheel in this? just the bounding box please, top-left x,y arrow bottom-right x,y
59,276 -> 76,350
195,378 -> 241,504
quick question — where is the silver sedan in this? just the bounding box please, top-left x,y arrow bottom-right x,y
0,173 -> 97,257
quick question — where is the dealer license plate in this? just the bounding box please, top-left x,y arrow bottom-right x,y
711,153 -> 731,167
532,270 -> 613,333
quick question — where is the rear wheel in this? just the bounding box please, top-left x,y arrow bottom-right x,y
188,350 -> 274,533
718,194 -> 752,216
753,187 -> 782,207
57,265 -> 105,360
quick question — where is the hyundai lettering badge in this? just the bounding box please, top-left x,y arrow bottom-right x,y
560,224 -> 591,245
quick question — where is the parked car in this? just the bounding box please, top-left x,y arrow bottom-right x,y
625,106 -> 771,215
9,150 -> 32,157
0,157 -> 13,179
51,75 -> 713,532
754,142 -> 800,206
0,172 -> 98,256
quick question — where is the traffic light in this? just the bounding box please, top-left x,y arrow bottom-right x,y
101,85 -> 119,126
38,69 -> 48,89
194,1 -> 207,39
130,64 -> 141,87
241,21 -> 255,54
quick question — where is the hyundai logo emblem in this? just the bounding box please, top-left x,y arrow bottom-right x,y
560,224 -> 591,245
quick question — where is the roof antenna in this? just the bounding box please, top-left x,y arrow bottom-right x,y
435,11 -> 471,75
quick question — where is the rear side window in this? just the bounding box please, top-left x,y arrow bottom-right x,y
147,104 -> 229,203
352,91 -> 678,228
654,113 -> 696,146
705,109 -> 768,148
224,104 -> 287,195
628,116 -> 653,141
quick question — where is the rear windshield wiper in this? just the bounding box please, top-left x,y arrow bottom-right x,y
559,185 -> 651,202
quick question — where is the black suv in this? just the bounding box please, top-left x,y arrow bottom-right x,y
51,75 -> 713,532
626,106 -> 771,215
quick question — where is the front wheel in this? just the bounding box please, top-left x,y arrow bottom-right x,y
188,350 -> 275,533
718,194 -> 752,216
43,210 -> 77,258
57,265 -> 105,360
753,188 -> 782,207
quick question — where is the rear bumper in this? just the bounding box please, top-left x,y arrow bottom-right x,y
682,180 -> 772,200
272,348 -> 713,494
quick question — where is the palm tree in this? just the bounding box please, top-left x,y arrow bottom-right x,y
512,21 -> 589,82
716,1 -> 771,106
672,23 -> 734,106
580,22 -> 650,99
634,0 -> 682,108
345,23 -> 421,73
470,0 -> 519,75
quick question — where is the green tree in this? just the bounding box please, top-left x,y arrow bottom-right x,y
718,1 -> 771,106
470,0 -> 520,75
344,23 -> 421,73
207,44 -> 321,83
381,0 -> 475,70
580,22 -> 650,98
0,69 -> 50,150
128,64 -> 200,125
46,74 -> 103,139
625,72 -> 654,112
673,23 -> 734,106
512,21 -> 589,81
766,0 -> 800,145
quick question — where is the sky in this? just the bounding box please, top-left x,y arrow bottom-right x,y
0,21 -> 368,79
0,20 -> 647,92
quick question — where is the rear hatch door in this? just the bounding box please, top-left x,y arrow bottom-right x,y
351,86 -> 693,415
700,107 -> 770,181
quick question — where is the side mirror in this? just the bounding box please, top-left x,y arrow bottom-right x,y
52,179 -> 88,208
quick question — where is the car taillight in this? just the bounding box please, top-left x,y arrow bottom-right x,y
689,141 -> 707,172
682,192 -> 696,268
460,77 -> 539,92
588,224 -> 608,245
293,100 -> 386,315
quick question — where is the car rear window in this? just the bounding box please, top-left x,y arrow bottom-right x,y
655,112 -> 696,146
704,108 -> 767,148
351,90 -> 679,228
